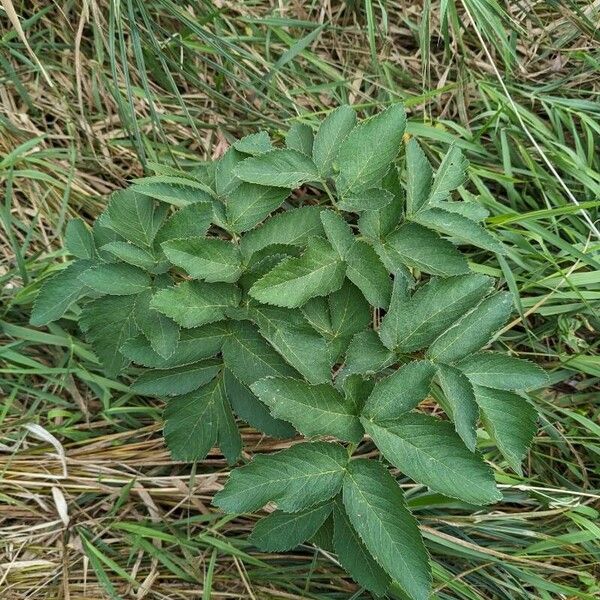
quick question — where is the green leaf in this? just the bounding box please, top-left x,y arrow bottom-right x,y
101,242 -> 157,270
336,104 -> 406,194
285,123 -> 314,156
458,353 -> 548,391
234,131 -> 273,155
131,176 -> 212,206
235,149 -> 319,188
250,504 -> 332,551
155,202 -> 213,245
133,359 -> 220,396
30,260 -> 93,326
328,280 -> 372,341
473,386 -> 537,474
378,276 -> 411,350
80,294 -> 139,376
215,147 -> 245,197
134,289 -> 179,359
223,369 -> 295,438
344,330 -> 395,376
213,441 -> 349,513
251,305 -> 333,384
384,223 -> 470,277
362,412 -> 501,504
105,190 -> 161,248
79,263 -> 151,295
65,218 -> 94,259
337,188 -> 394,212
226,183 -> 289,233
151,281 -> 240,328
213,378 -> 242,464
312,105 -> 356,176
320,210 -> 355,259
122,323 -> 226,368
345,240 -> 392,308
387,274 -> 493,352
240,206 -> 325,258
436,364 -> 479,451
405,138 -> 433,216
249,238 -> 346,308
161,238 -> 242,283
342,459 -> 431,600
332,498 -> 390,596
412,207 -> 505,254
250,377 -> 363,442
362,361 -> 435,421
222,321 -> 297,385
357,168 -> 403,239
428,145 -> 468,205
427,292 -> 513,363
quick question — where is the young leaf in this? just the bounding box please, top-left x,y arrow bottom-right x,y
250,377 -> 363,442
342,459 -> 431,600
458,353 -> 548,391
240,206 -> 325,258
234,149 -> 319,188
345,240 -> 392,308
427,292 -> 513,363
427,145 -> 468,205
213,441 -> 349,513
332,498 -> 390,596
249,238 -> 346,308
474,386 -> 538,474
151,281 -> 240,328
405,138 -> 433,216
234,131 -> 273,155
133,360 -> 221,396
436,364 -> 479,451
30,260 -> 93,326
285,123 -> 314,156
384,223 -> 470,277
226,183 -> 289,233
336,104 -> 406,194
65,218 -> 94,259
79,263 -> 151,295
362,412 -> 501,505
250,504 -> 332,551
312,105 -> 356,176
362,361 -> 435,422
161,237 -> 242,283
223,369 -> 295,439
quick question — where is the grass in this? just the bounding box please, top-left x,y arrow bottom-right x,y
1,1 -> 599,598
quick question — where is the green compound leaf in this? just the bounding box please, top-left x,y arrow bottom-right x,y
427,292 -> 513,363
151,281 -> 241,328
474,386 -> 538,474
161,237 -> 242,283
336,104 -> 406,194
79,263 -> 151,295
249,238 -> 346,308
235,149 -> 319,188
251,377 -> 363,442
362,412 -> 502,505
342,459 -> 431,600
250,504 -> 332,552
312,105 -> 356,177
65,218 -> 94,259
458,352 -> 548,391
213,441 -> 349,513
